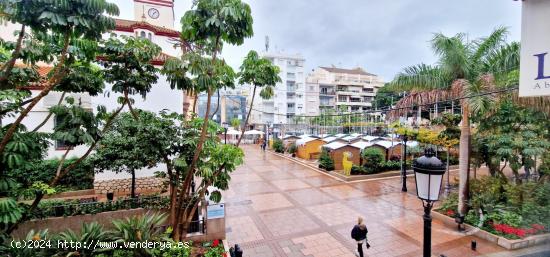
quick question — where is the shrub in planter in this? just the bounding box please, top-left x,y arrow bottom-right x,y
287,143 -> 297,157
381,160 -> 401,171
273,139 -> 285,153
362,148 -> 384,173
351,165 -> 367,175
318,150 -> 334,171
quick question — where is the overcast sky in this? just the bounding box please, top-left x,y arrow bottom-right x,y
118,0 -> 522,82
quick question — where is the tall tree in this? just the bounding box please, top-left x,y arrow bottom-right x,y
389,28 -> 519,215
162,0 -> 253,240
237,50 -> 281,145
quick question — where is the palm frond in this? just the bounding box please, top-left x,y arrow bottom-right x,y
388,64 -> 450,91
484,42 -> 520,77
431,32 -> 472,80
472,26 -> 508,64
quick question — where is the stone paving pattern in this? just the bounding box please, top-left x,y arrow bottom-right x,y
225,146 -> 547,257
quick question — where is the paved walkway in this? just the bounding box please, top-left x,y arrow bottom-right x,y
224,146 -> 549,257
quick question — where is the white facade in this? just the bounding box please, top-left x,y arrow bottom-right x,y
1,0 -> 183,181
249,51 -> 308,125
307,66 -> 384,113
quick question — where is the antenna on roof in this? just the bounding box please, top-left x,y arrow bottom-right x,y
265,36 -> 270,52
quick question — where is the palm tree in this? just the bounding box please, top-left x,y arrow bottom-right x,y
388,27 -> 519,216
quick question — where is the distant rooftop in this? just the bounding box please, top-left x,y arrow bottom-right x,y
319,66 -> 376,76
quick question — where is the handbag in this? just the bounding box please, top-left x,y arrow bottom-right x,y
366,241 -> 371,249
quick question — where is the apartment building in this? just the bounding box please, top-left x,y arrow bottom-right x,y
248,51 -> 308,126
306,66 -> 384,113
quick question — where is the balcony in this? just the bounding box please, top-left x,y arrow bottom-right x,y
320,89 -> 336,95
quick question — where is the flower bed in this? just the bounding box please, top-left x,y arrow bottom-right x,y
435,177 -> 550,249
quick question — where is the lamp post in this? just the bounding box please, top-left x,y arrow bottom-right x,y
400,134 -> 409,192
413,148 -> 446,257
222,122 -> 228,144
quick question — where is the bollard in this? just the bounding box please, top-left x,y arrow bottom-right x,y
471,240 -> 477,251
235,244 -> 243,257
229,247 -> 235,257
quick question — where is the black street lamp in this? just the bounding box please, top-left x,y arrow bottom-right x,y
400,134 -> 409,192
413,148 -> 446,257
222,122 -> 228,144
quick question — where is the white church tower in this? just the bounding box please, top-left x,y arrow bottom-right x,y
133,0 -> 175,29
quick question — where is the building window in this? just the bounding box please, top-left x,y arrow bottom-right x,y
148,33 -> 152,40
140,31 -> 146,38
338,95 -> 347,102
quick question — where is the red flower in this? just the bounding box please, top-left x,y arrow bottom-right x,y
446,209 -> 455,216
532,224 -> 545,231
222,253 -> 227,257
212,239 -> 219,247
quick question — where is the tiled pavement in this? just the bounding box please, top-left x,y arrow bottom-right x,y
224,146 -> 548,257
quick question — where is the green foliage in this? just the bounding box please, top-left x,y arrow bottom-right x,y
8,158 -> 94,193
287,143 -> 297,154
373,84 -> 403,108
181,0 -> 253,46
362,148 -> 385,173
475,100 -> 549,179
100,36 -> 161,98
238,50 -> 281,99
272,139 -> 284,153
351,165 -> 367,175
50,98 -> 101,147
230,117 -> 241,130
318,150 -> 334,171
0,197 -> 23,225
111,212 -> 168,256
56,222 -> 110,257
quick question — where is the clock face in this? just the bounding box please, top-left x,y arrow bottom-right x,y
148,8 -> 160,19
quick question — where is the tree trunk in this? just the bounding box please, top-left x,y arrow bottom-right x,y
237,85 -> 257,146
131,169 -> 136,198
173,88 -> 213,240
458,103 -> 471,216
211,89 -> 220,120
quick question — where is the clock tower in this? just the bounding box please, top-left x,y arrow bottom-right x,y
133,0 -> 175,29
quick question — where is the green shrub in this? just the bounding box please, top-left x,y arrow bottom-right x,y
318,150 -> 334,171
381,160 -> 401,171
362,148 -> 385,173
351,165 -> 367,175
8,159 -> 94,191
273,139 -> 285,153
287,143 -> 297,154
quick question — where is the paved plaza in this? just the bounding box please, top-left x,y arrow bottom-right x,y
224,146 -> 550,257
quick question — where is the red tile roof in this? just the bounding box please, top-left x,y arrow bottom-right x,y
114,18 -> 179,38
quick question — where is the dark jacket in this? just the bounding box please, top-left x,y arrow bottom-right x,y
351,224 -> 368,241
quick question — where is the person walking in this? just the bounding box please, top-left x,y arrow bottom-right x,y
351,216 -> 369,257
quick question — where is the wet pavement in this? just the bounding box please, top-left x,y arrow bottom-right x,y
224,146 -> 549,257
